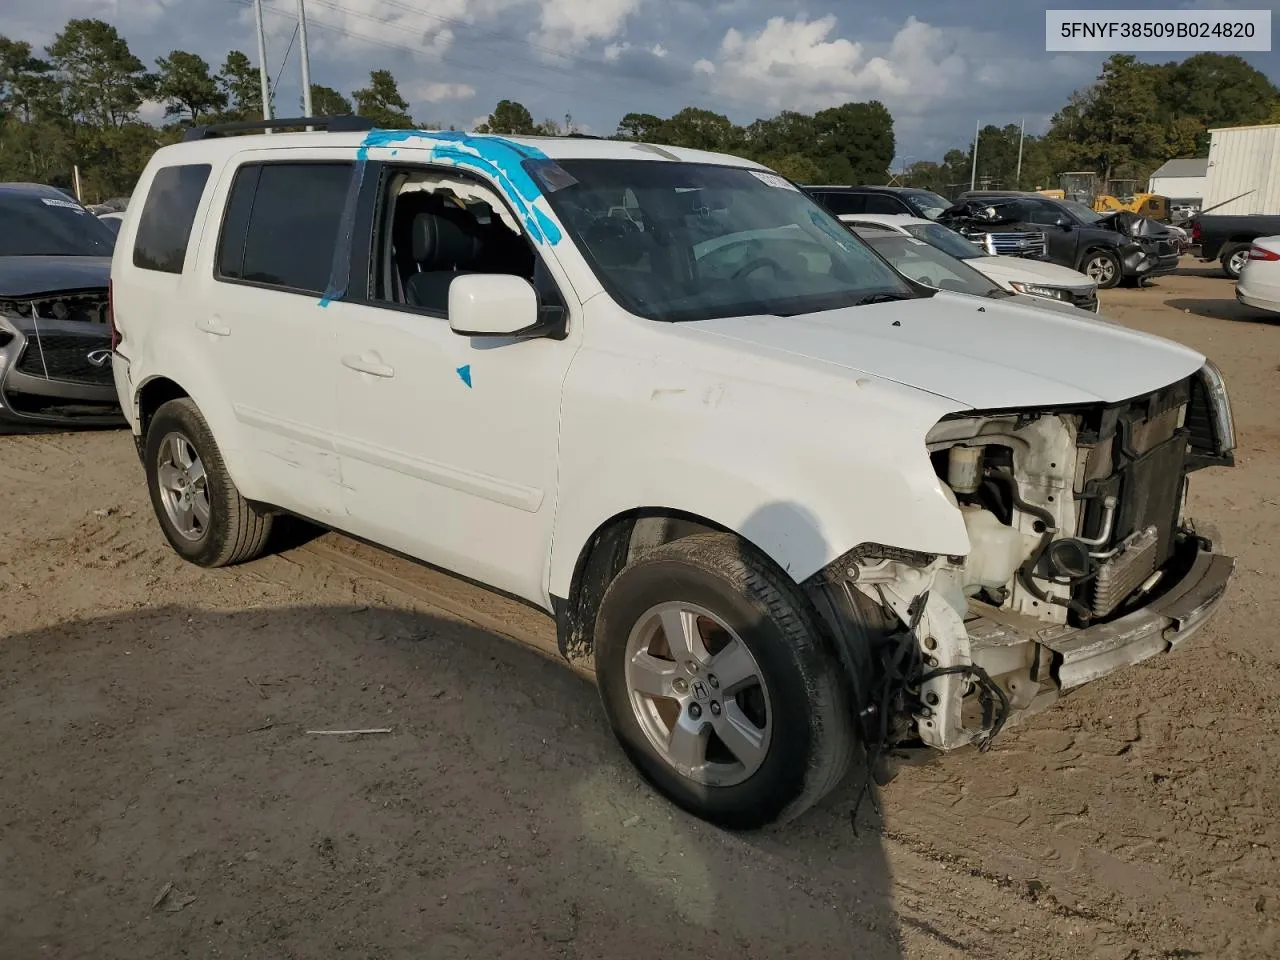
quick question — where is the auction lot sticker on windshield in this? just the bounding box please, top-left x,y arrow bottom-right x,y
1046,9 -> 1271,51
751,171 -> 799,191
41,197 -> 87,212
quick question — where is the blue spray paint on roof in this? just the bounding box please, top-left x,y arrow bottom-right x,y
357,129 -> 562,246
456,364 -> 472,388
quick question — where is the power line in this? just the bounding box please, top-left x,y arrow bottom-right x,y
235,0 -> 767,119
272,22 -> 299,94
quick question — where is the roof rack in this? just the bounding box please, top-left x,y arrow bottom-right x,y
563,132 -> 604,140
183,114 -> 376,142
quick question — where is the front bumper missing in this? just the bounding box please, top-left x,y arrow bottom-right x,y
966,533 -> 1234,698
1045,543 -> 1233,689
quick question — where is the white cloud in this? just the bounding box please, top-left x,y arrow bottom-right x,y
603,41 -> 629,62
137,99 -> 168,125
534,0 -> 642,53
411,81 -> 477,102
699,14 -> 1099,151
650,43 -> 667,58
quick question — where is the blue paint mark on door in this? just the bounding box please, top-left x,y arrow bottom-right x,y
456,364 -> 473,388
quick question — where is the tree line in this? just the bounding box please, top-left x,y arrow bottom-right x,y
2,17 -> 1278,204
907,54 -> 1280,198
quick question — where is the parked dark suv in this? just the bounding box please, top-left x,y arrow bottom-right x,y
943,192 -> 1180,288
803,185 -> 952,220
0,182 -> 122,430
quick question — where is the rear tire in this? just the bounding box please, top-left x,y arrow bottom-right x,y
1221,243 -> 1249,280
144,398 -> 273,567
594,533 -> 854,830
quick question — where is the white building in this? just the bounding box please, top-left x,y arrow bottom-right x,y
1148,158 -> 1208,203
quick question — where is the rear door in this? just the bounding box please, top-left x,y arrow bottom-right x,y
1020,199 -> 1079,266
189,152 -> 356,520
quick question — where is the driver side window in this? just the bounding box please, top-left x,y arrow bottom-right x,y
370,168 -> 564,318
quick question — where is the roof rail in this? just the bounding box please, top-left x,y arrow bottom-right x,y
563,132 -> 604,140
183,114 -> 376,142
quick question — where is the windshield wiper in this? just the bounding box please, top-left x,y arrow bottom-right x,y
855,292 -> 914,306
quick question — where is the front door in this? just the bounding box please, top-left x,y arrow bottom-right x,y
325,163 -> 579,606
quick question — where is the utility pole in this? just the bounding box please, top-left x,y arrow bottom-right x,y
297,0 -> 314,119
1015,117 -> 1026,190
253,0 -> 272,122
970,119 -> 979,192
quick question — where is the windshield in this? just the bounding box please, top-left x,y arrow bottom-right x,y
1058,199 -> 1104,224
857,233 -> 1006,298
530,159 -> 916,322
0,194 -> 115,257
902,189 -> 951,220
902,222 -> 984,260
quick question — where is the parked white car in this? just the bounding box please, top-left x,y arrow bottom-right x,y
1236,236 -> 1280,315
109,121 -> 1237,829
839,213 -> 1100,312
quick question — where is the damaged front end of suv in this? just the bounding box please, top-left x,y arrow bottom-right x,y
806,362 -> 1235,775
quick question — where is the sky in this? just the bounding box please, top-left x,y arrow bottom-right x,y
7,0 -> 1279,165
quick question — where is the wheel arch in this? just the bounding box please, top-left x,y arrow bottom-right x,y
136,375 -> 191,436
552,507 -> 740,666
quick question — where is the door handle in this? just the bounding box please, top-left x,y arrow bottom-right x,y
196,316 -> 231,336
341,353 -> 395,378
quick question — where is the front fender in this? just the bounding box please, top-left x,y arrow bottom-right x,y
547,303 -> 980,599
548,434 -> 972,600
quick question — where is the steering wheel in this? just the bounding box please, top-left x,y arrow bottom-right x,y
916,275 -> 936,287
732,257 -> 788,280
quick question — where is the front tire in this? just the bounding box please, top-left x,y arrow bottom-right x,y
144,398 -> 273,567
1081,249 -> 1122,289
594,533 -> 854,830
1221,243 -> 1249,280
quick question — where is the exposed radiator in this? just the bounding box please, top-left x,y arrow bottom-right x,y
1092,525 -> 1160,618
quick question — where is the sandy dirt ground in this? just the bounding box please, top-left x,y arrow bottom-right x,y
2,261 -> 1279,959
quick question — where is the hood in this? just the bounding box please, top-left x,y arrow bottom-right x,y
677,293 -> 1203,409
0,256 -> 112,298
1094,211 -> 1175,240
971,256 -> 1094,289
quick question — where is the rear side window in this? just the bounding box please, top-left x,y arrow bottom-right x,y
132,164 -> 212,273
863,194 -> 904,215
216,161 -> 353,294
820,192 -> 865,216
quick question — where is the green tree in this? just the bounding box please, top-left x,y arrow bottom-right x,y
1266,101 -> 1280,125
217,50 -> 266,119
0,36 -> 54,121
46,18 -> 151,128
616,111 -> 665,140
309,83 -> 351,116
1163,53 -> 1279,148
154,50 -> 225,123
810,100 -> 895,183
352,69 -> 412,128
476,98 -> 537,135
742,110 -> 815,160
660,107 -> 740,152
767,153 -> 823,183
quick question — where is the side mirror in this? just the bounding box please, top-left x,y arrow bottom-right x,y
1056,217 -> 1072,229
448,274 -> 560,339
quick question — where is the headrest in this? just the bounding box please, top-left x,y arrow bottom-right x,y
410,197 -> 483,270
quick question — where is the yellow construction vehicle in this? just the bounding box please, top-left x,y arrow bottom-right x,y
1094,180 -> 1169,220
1054,172 -> 1170,220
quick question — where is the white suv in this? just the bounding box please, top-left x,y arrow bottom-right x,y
110,118 -> 1237,829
